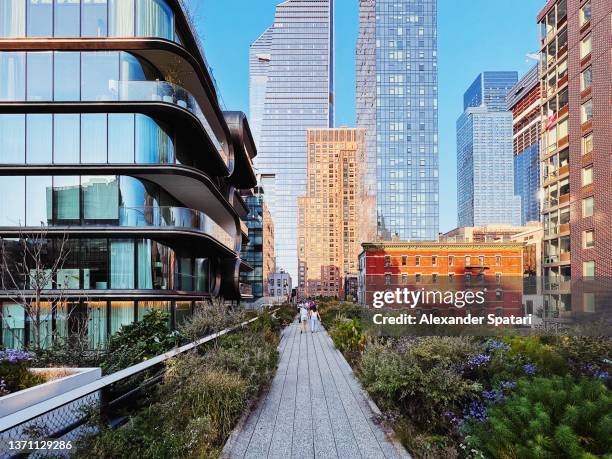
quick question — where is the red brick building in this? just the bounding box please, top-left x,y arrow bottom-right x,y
358,242 -> 525,316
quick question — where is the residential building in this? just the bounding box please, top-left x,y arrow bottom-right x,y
440,223 -> 540,243
507,64 -> 542,225
344,273 -> 359,301
356,0 -> 439,241
511,224 -> 544,322
358,242 -> 524,315
251,0 -> 334,280
269,270 -> 292,299
0,1 -> 257,348
240,183 -> 276,301
538,0 -> 611,315
298,128 -> 365,298
457,71 -> 522,227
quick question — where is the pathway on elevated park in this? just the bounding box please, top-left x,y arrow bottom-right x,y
223,321 -> 410,459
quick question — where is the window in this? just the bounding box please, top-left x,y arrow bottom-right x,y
0,114 -> 25,163
558,87 -> 568,110
81,114 -> 108,163
581,99 -> 592,123
448,273 -> 454,282
53,175 -> 80,220
582,133 -> 593,155
26,114 -> 52,163
579,1 -> 591,27
53,52 -> 80,100
432,274 -> 437,283
136,0 -> 174,40
582,166 -> 593,186
583,196 -> 594,217
401,255 -> 407,266
27,0 -> 53,37
0,52 -> 26,100
81,52 -> 119,101
384,274 -> 391,285
583,261 -> 594,277
384,256 -> 391,267
580,34 -> 591,59
465,256 -> 471,266
496,273 -> 502,284
0,0 -> 26,37
583,230 -> 594,248
55,0 -> 80,37
415,256 -> 420,266
557,118 -> 568,139
82,0 -> 108,37
0,176 -> 25,226
26,52 -> 52,101
448,256 -> 454,266
432,256 -> 437,266
496,256 -> 501,266
26,176 -> 51,226
581,67 -> 592,91
465,273 -> 472,283
478,256 -> 484,266
495,289 -> 503,300
557,58 -> 567,79
82,176 -> 118,220
415,274 -> 421,284
401,274 -> 407,284
53,114 -> 80,163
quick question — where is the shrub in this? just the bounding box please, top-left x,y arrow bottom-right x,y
359,338 -> 482,432
329,318 -> 364,361
179,298 -> 244,342
103,310 -> 182,374
502,336 -> 568,376
465,376 -> 612,458
0,349 -> 44,394
274,303 -> 297,326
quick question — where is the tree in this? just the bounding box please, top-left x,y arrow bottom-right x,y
0,226 -> 71,350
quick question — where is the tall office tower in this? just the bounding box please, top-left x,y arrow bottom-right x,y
507,64 -> 541,225
0,2 -> 257,348
356,0 -> 439,242
457,71 -> 522,227
538,0 -> 611,315
251,0 -> 334,280
298,128 -> 365,298
248,28 -> 273,148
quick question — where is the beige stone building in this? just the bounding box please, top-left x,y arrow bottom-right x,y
298,128 -> 367,298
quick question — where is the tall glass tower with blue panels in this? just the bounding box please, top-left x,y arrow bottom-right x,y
357,0 -> 439,241
251,0 -> 334,280
457,72 -> 522,227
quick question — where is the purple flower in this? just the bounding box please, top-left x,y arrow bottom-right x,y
594,371 -> 609,382
482,389 -> 505,403
523,363 -> 537,376
467,354 -> 491,369
464,400 -> 488,422
0,349 -> 34,364
486,340 -> 509,353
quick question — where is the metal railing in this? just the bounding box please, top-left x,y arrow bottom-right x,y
0,312 -> 274,458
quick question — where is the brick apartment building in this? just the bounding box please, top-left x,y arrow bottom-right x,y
537,0 -> 611,315
358,242 -> 525,316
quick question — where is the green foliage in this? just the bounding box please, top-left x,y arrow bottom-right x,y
319,301 -> 363,326
359,338 -> 482,432
465,376 -> 612,458
274,303 -> 298,326
503,336 -> 568,376
179,299 -> 244,342
0,351 -> 44,394
329,318 -> 364,361
103,311 -> 182,374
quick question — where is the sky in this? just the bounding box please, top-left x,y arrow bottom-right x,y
192,0 -> 543,233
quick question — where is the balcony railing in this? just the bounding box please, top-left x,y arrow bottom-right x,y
239,282 -> 253,297
117,206 -> 235,251
111,80 -> 229,168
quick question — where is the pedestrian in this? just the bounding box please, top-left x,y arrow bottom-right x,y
310,305 -> 321,333
299,302 -> 310,334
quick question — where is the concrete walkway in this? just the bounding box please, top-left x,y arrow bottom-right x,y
223,322 -> 410,459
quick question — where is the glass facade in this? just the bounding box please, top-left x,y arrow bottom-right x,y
357,0 -> 439,241
514,144 -> 540,225
0,0 -> 178,41
248,27 -> 273,149
457,72 -> 522,227
250,0 -> 334,280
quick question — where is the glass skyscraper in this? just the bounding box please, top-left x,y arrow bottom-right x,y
250,0 -> 334,279
457,71 -> 522,227
357,0 -> 439,241
249,27 -> 273,148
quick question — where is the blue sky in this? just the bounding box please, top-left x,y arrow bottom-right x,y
193,0 -> 543,233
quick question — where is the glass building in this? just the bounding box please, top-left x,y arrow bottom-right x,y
0,0 -> 257,348
457,71 -> 522,227
356,0 -> 439,241
250,0 -> 334,280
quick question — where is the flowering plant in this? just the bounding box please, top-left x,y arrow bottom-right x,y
0,349 -> 43,395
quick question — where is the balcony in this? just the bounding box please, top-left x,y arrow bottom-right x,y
239,282 -> 253,298
113,80 -> 228,167
117,206 -> 235,251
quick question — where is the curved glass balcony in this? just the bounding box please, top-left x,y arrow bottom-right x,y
113,80 -> 229,168
117,206 -> 236,251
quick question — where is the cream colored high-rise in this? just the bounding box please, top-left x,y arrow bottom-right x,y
298,128 -> 368,298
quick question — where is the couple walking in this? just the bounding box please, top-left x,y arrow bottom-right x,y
299,300 -> 321,334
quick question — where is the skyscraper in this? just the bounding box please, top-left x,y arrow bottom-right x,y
298,128 -> 365,298
457,71 -> 522,227
357,0 -> 439,242
538,0 -> 611,315
251,0 -> 334,279
507,64 -> 541,225
248,28 -> 273,148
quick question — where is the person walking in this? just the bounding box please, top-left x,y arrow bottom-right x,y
310,305 -> 321,333
299,302 -> 310,334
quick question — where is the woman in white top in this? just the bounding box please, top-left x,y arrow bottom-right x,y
299,303 -> 310,334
